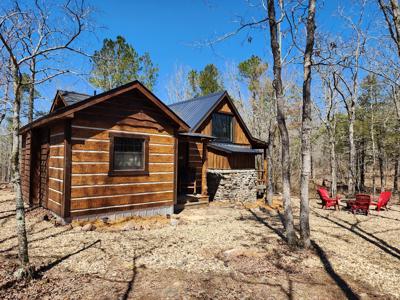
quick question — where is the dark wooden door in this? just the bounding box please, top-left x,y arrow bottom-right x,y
177,141 -> 188,195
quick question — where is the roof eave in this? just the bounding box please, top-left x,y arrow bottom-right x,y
20,81 -> 190,134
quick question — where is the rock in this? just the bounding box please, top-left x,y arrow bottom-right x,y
43,214 -> 50,221
170,219 -> 179,226
81,223 -> 96,231
223,248 -> 245,260
13,268 -> 26,280
171,214 -> 180,220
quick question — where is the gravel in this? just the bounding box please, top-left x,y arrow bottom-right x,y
0,189 -> 399,299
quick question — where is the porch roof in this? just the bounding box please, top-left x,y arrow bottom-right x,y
208,142 -> 263,154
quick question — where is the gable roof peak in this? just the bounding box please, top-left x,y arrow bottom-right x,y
167,91 -> 227,130
169,91 -> 226,107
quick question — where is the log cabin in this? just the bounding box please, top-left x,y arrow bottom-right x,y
20,81 -> 267,222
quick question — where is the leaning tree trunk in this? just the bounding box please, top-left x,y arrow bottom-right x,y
267,0 -> 297,246
266,127 -> 274,205
12,66 -> 30,275
299,0 -> 316,249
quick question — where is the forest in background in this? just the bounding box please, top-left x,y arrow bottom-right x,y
1,1 -> 398,197
1,0 -> 400,272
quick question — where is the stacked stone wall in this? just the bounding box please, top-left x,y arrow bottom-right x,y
207,169 -> 258,202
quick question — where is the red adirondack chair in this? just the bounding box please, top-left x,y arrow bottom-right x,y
370,191 -> 391,211
348,194 -> 371,215
317,187 -> 340,210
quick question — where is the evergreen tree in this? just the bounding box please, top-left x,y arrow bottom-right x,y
187,64 -> 223,96
90,36 -> 158,91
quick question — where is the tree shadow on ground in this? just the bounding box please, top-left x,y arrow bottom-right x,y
34,239 -> 101,277
0,239 -> 101,291
246,207 -> 360,300
312,209 -> 400,260
370,213 -> 400,222
0,206 -> 39,220
0,226 -> 73,254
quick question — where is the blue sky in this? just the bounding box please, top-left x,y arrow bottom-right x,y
36,0 -> 377,113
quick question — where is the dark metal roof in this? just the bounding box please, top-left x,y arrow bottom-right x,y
59,90 -> 90,106
168,92 -> 225,130
21,80 -> 190,134
209,142 -> 263,154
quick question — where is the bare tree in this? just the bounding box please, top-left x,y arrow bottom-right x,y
299,0 -> 316,249
267,0 -> 297,246
315,66 -> 339,197
378,0 -> 400,57
0,0 -> 92,277
332,3 -> 368,195
166,64 -> 195,103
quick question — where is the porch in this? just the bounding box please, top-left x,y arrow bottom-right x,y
176,133 -> 267,208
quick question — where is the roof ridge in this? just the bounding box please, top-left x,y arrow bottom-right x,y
58,89 -> 90,97
168,91 -> 225,107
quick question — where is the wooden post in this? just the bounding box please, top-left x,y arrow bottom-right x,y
201,140 -> 208,195
61,119 -> 72,220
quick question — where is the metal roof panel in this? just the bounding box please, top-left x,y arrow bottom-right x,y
168,92 -> 224,130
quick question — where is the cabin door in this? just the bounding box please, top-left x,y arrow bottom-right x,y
177,140 -> 188,196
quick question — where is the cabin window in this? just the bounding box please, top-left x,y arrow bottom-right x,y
109,133 -> 149,176
212,113 -> 233,142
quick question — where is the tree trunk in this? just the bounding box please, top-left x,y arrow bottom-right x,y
394,158 -> 399,194
348,110 -> 356,195
299,0 -> 316,249
378,140 -> 385,192
329,131 -> 337,197
28,58 -> 36,124
359,141 -> 365,192
390,0 -> 400,55
266,127 -> 274,205
12,65 -> 30,275
267,0 -> 297,246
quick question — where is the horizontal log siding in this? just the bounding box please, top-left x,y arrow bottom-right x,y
21,132 -> 31,203
47,123 -> 65,214
69,96 -> 176,217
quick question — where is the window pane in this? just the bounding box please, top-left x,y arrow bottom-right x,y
212,113 -> 232,142
113,137 -> 144,170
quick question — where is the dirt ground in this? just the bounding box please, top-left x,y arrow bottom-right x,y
1,189 -> 400,300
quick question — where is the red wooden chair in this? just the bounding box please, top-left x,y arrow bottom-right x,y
370,191 -> 391,212
348,194 -> 371,215
317,187 -> 340,210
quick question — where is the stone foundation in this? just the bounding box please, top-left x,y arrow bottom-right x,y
72,205 -> 174,222
207,169 -> 258,202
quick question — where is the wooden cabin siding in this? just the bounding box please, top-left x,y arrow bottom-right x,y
69,95 -> 176,218
197,98 -> 251,146
208,148 -> 255,170
48,122 -> 65,215
21,131 -> 31,203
